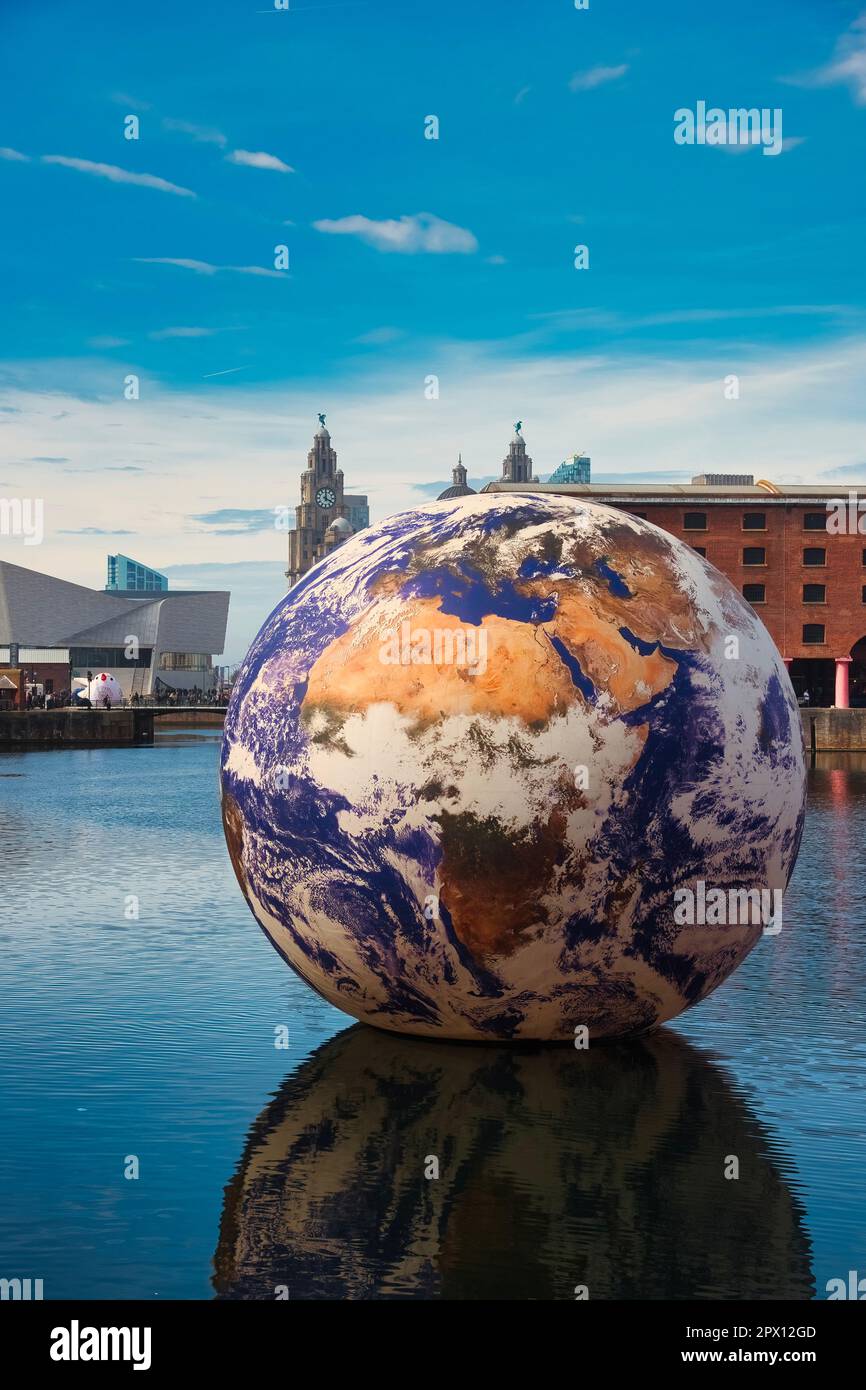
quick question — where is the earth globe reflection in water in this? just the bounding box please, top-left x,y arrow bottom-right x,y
213,1026 -> 813,1301
220,493 -> 806,1041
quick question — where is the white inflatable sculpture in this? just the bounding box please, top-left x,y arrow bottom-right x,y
86,672 -> 124,707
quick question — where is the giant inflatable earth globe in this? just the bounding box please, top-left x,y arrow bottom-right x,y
220,493 -> 806,1041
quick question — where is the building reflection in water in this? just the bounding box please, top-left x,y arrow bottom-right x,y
213,1025 -> 813,1301
804,758 -> 866,996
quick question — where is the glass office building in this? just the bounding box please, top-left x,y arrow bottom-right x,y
547,455 -> 591,485
106,554 -> 168,594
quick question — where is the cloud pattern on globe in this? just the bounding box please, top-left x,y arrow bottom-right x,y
220,494 -> 806,1041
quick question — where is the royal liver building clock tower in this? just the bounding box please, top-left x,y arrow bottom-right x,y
286,416 -> 369,587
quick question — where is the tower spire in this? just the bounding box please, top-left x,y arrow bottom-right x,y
502,422 -> 533,482
436,451 -> 477,500
286,414 -> 369,586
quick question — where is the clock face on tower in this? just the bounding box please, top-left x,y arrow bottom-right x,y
315,486 -> 336,509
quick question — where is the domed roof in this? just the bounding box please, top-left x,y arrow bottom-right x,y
437,452 -> 475,500
326,515 -> 352,534
437,483 -> 477,500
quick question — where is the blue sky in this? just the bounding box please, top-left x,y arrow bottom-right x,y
2,0 -> 866,660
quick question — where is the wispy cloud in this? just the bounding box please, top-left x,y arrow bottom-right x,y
148,326 -> 219,340
227,149 -> 294,173
134,257 -> 218,275
354,326 -> 404,345
569,64 -> 628,92
42,155 -> 196,197
163,117 -> 228,146
514,86 -> 531,105
58,526 -> 135,535
190,507 -> 276,533
0,146 -> 29,162
133,257 -> 287,280
110,92 -> 152,111
313,212 -> 478,254
717,134 -> 806,155
818,460 -> 866,477
70,465 -> 145,473
529,303 -> 855,335
87,335 -> 130,349
139,112 -> 290,175
785,13 -> 866,104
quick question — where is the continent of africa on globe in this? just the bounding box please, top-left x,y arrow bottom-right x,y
220,493 -> 806,1041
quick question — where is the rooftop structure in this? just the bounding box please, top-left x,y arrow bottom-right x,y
437,455 -> 477,500
691,473 -> 754,486
501,423 -> 534,483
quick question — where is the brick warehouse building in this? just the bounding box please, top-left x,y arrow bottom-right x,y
483,476 -> 866,709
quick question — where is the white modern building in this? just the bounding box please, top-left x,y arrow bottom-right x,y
0,559 -> 230,698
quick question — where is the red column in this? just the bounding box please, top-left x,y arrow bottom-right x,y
834,656 -> 852,709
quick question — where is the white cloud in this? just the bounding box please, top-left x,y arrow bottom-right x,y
569,64 -> 628,92
716,134 -> 806,154
227,149 -> 294,172
233,265 -> 288,278
133,257 -> 287,280
486,254 -> 508,265
529,304 -> 853,334
86,336 -> 130,348
148,327 -> 219,340
787,13 -> 866,104
163,118 -> 227,146
0,146 -> 29,162
134,257 -> 218,275
41,155 -> 196,197
313,211 -> 478,254
354,326 -> 404,345
110,92 -> 152,111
